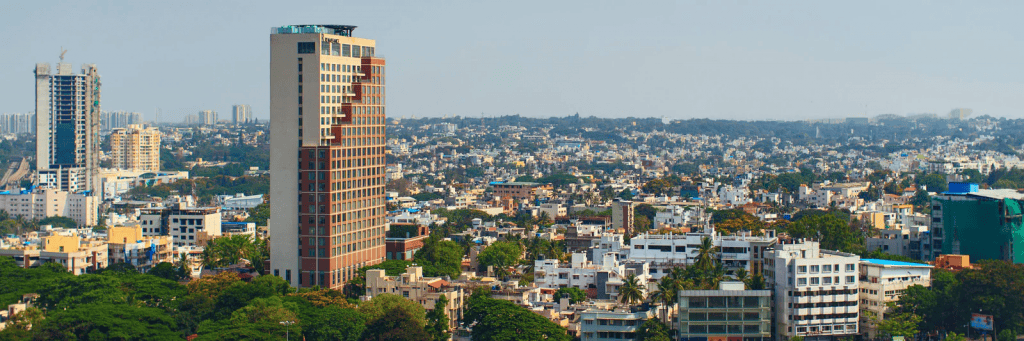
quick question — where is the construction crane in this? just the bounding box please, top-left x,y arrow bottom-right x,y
60,47 -> 67,62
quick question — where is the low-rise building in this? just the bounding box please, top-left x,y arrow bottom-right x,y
676,281 -> 771,340
364,266 -> 465,329
385,224 -> 429,261
858,259 -> 932,338
0,188 -> 98,226
866,225 -> 931,261
106,225 -> 173,272
139,203 -> 222,247
0,233 -> 108,275
579,307 -> 654,341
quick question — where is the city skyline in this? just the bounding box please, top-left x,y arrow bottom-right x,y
4,1 -> 1024,121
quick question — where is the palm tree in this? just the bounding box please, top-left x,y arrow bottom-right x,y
733,268 -> 749,287
617,274 -> 645,307
695,236 -> 718,271
701,263 -> 727,290
651,276 -> 680,324
748,273 -> 767,290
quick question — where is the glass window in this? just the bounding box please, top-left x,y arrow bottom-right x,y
810,265 -> 819,273
798,278 -> 807,286
352,45 -> 361,58
797,265 -> 807,273
342,44 -> 351,57
810,277 -> 820,285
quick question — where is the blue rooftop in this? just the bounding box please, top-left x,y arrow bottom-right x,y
862,259 -> 932,267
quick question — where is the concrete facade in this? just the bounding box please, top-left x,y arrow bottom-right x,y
110,124 -> 161,172
764,240 -> 860,340
34,62 -> 101,194
270,25 -> 387,289
0,188 -> 98,226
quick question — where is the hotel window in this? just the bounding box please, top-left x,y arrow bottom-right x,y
798,278 -> 807,286
810,277 -> 820,285
298,42 -> 316,54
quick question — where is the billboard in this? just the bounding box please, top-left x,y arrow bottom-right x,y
971,313 -> 994,331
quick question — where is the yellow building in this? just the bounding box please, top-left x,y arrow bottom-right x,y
110,124 -> 161,172
0,233 -> 108,275
107,226 -> 173,272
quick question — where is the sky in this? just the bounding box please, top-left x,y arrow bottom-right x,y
3,0 -> 1024,121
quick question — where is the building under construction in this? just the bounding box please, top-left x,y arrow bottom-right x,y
930,182 -> 1024,263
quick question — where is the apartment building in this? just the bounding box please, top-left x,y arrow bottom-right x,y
269,24 -> 388,289
866,225 -> 931,261
676,282 -> 771,340
110,124 -> 161,172
579,308 -> 654,341
492,181 -> 549,202
364,266 -> 465,329
139,203 -> 222,247
232,104 -> 253,125
0,233 -> 108,275
628,230 -> 777,279
858,259 -> 932,338
106,225 -> 173,272
534,253 -> 650,301
764,240 -> 860,340
0,188 -> 98,226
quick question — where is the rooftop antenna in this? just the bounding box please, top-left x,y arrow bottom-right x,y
60,47 -> 67,62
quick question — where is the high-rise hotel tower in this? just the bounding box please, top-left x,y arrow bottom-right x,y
269,25 -> 387,288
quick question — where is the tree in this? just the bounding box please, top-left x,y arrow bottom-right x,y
359,293 -> 427,328
414,237 -> 464,278
618,274 -> 644,306
301,305 -> 365,341
425,295 -> 451,341
476,241 -> 523,277
876,303 -> 921,338
361,306 -> 431,341
649,276 -> 679,324
149,262 -> 180,281
946,332 -> 966,341
785,212 -> 863,254
634,215 -> 652,233
463,295 -> 571,341
554,287 -> 587,304
635,318 -> 672,341
917,173 -> 949,193
32,303 -> 181,340
695,236 -> 718,271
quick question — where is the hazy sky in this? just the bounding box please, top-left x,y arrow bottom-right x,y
3,1 -> 1024,121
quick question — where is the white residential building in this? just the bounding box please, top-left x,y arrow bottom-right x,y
628,229 -> 777,279
534,253 -> 650,301
858,259 -> 932,338
138,203 -> 222,247
0,188 -> 98,226
764,240 -> 860,340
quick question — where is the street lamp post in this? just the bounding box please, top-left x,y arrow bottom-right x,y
280,320 -> 295,341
